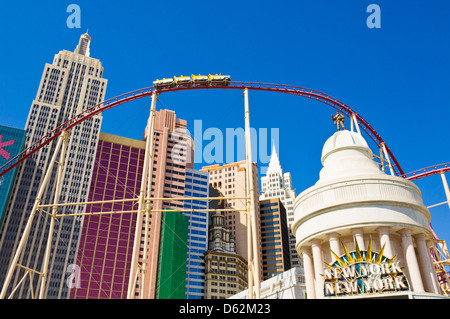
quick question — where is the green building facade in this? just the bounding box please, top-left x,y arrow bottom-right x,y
156,210 -> 189,299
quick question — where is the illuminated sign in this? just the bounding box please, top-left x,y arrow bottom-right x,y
324,241 -> 410,297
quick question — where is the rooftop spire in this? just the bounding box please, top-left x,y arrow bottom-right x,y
74,32 -> 91,57
266,144 -> 283,174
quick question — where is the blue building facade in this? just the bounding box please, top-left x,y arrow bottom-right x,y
183,168 -> 209,299
0,125 -> 26,227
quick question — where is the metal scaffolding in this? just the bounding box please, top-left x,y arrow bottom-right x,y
0,90 -> 261,299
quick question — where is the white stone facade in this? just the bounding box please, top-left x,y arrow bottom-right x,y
292,130 -> 443,299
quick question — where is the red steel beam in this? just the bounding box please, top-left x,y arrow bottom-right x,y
0,81 -> 404,178
403,163 -> 450,181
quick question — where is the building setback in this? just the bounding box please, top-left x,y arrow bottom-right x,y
69,132 -> 145,299
260,198 -> 291,280
0,33 -> 107,299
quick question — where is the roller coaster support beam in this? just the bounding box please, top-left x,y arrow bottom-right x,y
244,88 -> 260,299
380,142 -> 394,175
39,130 -> 69,299
440,172 -> 450,210
350,114 -> 361,136
127,92 -> 157,299
0,131 -> 68,299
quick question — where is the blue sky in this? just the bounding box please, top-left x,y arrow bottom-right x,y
1,1 -> 450,245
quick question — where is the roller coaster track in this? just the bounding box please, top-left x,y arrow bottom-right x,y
0,81 -> 404,179
402,163 -> 450,181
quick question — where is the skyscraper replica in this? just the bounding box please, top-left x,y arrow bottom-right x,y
135,108 -> 194,299
184,168 -> 210,299
293,128 -> 445,299
204,200 -> 248,299
201,161 -> 263,281
0,33 -> 107,299
260,146 -> 300,267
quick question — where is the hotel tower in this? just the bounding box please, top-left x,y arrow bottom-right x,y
260,146 -> 300,267
0,33 -> 107,299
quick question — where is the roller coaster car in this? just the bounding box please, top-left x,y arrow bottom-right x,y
209,74 -> 231,86
174,75 -> 192,87
191,74 -> 209,86
153,78 -> 175,90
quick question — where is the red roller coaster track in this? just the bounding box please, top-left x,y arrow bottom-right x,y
402,163 -> 450,181
0,81 -> 404,179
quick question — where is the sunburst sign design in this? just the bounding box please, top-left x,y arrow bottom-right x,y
323,240 -> 410,297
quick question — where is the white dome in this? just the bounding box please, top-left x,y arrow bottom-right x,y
317,130 -> 382,184
293,129 -> 432,249
321,130 -> 371,164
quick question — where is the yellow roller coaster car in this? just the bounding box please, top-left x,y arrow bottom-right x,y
153,78 -> 175,90
208,74 -> 231,86
191,74 -> 209,86
174,75 -> 192,87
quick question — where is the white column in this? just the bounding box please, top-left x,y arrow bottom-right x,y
329,233 -> 341,263
415,234 -> 441,294
244,88 -> 260,299
378,227 -> 394,259
301,247 -> 316,299
401,230 -> 425,292
352,228 -> 365,251
311,240 -> 324,298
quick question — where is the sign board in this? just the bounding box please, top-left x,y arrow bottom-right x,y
324,241 -> 410,297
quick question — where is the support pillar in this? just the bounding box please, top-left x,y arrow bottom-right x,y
328,233 -> 341,263
244,88 -> 260,299
378,227 -> 394,259
441,172 -> 450,210
380,143 -> 394,175
127,91 -> 157,299
39,130 -> 69,299
352,228 -> 365,251
301,247 -> 316,299
311,240 -> 324,298
415,234 -> 441,294
0,132 -> 67,299
401,230 -> 425,292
